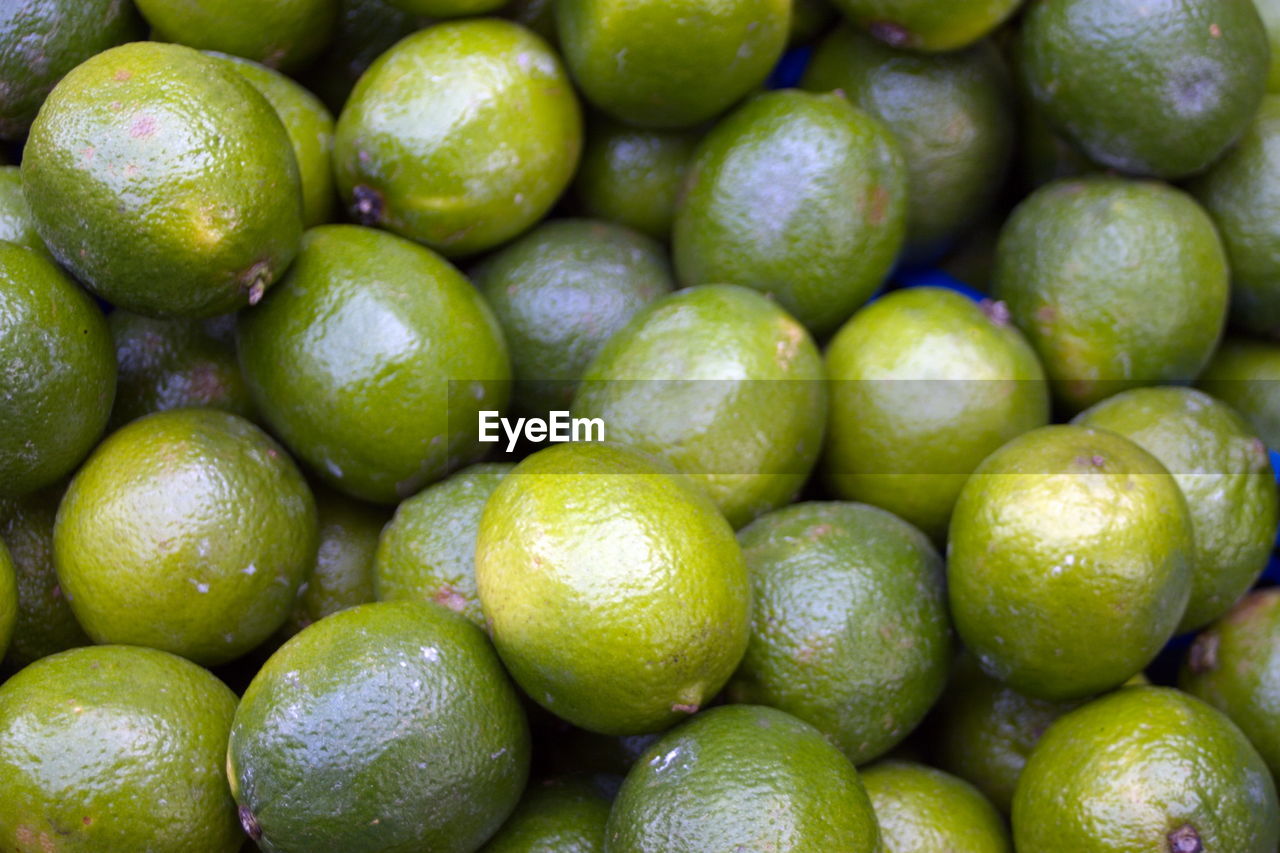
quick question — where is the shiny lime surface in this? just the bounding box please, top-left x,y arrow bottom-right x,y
137,0 -> 336,70
949,425 -> 1194,700
0,168 -> 50,257
1013,686 -> 1280,852
729,502 -> 951,765
476,443 -> 750,735
993,177 -> 1228,411
474,219 -> 673,419
54,409 -> 318,665
238,225 -> 511,504
574,284 -> 827,528
228,601 -> 530,853
606,705 -> 881,852
335,19 -> 582,257
834,0 -> 1022,52
22,42 -> 303,318
0,242 -> 114,499
862,760 -> 1011,853
0,645 -> 241,852
481,776 -> 610,853
556,0 -> 788,128
374,463 -> 513,627
823,287 -> 1049,542
673,90 -> 907,337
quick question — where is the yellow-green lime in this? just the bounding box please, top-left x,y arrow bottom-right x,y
481,776 -> 610,853
862,760 -> 1011,853
1198,337 -> 1280,447
54,408 -> 318,665
135,0 -> 337,71
476,442 -> 750,735
0,168 -> 50,257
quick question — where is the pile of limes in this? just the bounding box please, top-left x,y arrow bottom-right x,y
5,0 -> 1280,850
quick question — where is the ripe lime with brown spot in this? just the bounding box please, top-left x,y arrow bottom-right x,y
0,645 -> 241,852
0,242 -> 115,500
862,760 -> 1011,852
334,19 -> 582,257
992,177 -> 1228,411
949,424 -> 1194,700
573,284 -> 827,528
1076,386 -> 1278,631
476,442 -> 750,735
1198,337 -> 1280,447
0,484 -> 90,671
1182,589 -> 1280,783
832,0 -> 1022,52
54,408 -> 318,665
673,90 -> 907,337
556,0 -> 788,128
22,42 -> 303,317
1013,686 -> 1280,852
822,287 -> 1050,542
1018,0 -> 1269,178
572,117 -> 700,243
728,501 -> 951,765
606,705 -> 882,851
237,225 -> 511,504
474,219 -> 674,419
135,0 -> 336,71
228,600 -> 530,853
108,311 -> 253,430
804,27 -> 1015,264
375,463 -> 514,627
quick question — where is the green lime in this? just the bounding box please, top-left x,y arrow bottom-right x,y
0,645 -> 241,852
1013,686 -> 1280,852
1259,0 -> 1280,92
1182,589 -> 1280,783
832,0 -> 1022,52
823,287 -> 1049,541
237,225 -> 511,504
22,42 -> 303,317
374,463 -> 513,627
476,442 -> 750,735
0,242 -> 114,499
1018,0 -> 1269,178
606,705 -> 881,852
276,486 -> 387,639
1189,95 -> 1280,338
474,219 -> 674,419
1075,386 -> 1278,631
993,177 -> 1228,412
804,27 -> 1015,264
931,653 -> 1085,814
572,116 -> 700,243
108,311 -> 254,429
0,484 -> 90,671
228,600 -> 530,853
208,52 -> 336,228
54,408 -> 318,665
0,0 -> 143,139
0,168 -> 50,257
481,776 -> 610,852
136,0 -> 336,71
1198,337 -> 1280,447
949,425 -> 1194,700
728,501 -> 951,765
334,19 -> 582,257
862,760 -> 1011,852
301,0 -> 427,112
556,0 -> 788,128
673,89 -> 907,337
573,284 -> 827,528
